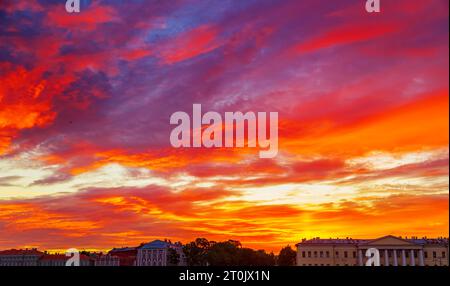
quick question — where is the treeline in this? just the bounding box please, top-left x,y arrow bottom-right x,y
174,238 -> 297,266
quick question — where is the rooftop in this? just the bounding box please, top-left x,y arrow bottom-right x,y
109,247 -> 137,252
139,240 -> 173,249
297,236 -> 449,246
0,249 -> 44,256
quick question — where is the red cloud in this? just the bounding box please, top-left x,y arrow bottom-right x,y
160,25 -> 221,64
0,0 -> 43,13
293,22 -> 402,55
46,4 -> 118,31
0,64 -> 63,154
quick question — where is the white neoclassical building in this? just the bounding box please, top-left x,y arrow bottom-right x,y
296,235 -> 448,266
136,240 -> 186,266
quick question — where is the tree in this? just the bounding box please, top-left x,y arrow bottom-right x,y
207,240 -> 240,266
207,240 -> 276,266
167,248 -> 180,266
240,248 -> 276,266
253,250 -> 276,266
184,238 -> 277,266
183,238 -> 210,266
278,245 -> 297,266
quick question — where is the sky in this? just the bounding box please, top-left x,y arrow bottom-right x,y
0,0 -> 448,252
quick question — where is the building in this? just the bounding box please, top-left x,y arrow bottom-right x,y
39,254 -> 70,266
94,254 -> 120,266
296,235 -> 449,266
0,249 -> 94,266
0,249 -> 44,266
108,247 -> 137,266
40,253 -> 91,266
136,240 -> 186,266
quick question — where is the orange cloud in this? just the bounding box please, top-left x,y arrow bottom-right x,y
282,90 -> 449,157
309,194 -> 449,239
0,186 -> 446,252
0,64 -> 58,154
40,145 -> 252,176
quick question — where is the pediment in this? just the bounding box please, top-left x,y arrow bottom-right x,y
363,235 -> 415,246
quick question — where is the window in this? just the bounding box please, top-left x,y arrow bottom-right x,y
344,251 -> 348,258
424,251 -> 428,258
442,252 -> 446,258
308,251 -> 311,258
302,251 -> 305,258
353,251 -> 356,258
335,251 -> 339,257
314,251 -> 317,258
326,251 -> 330,258
320,251 -> 323,258
433,251 -> 437,258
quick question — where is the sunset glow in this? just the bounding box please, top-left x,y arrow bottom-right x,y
0,0 -> 448,252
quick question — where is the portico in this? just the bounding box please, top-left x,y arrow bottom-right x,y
357,236 -> 424,266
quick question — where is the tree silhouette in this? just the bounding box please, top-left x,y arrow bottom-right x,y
278,245 -> 296,266
183,238 -> 276,266
167,248 -> 180,266
183,238 -> 210,266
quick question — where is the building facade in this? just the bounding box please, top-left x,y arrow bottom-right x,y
136,240 -> 186,266
108,247 -> 137,266
0,250 -> 93,266
0,249 -> 43,266
39,254 -> 70,266
94,254 -> 120,266
296,235 -> 449,266
40,254 -> 91,266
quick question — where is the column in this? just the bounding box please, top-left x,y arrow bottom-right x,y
419,250 -> 424,266
358,249 -> 363,266
410,249 -> 415,266
393,249 -> 398,266
384,249 -> 389,266
401,250 -> 406,266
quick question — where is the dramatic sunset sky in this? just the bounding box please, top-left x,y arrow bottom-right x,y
0,0 -> 448,252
